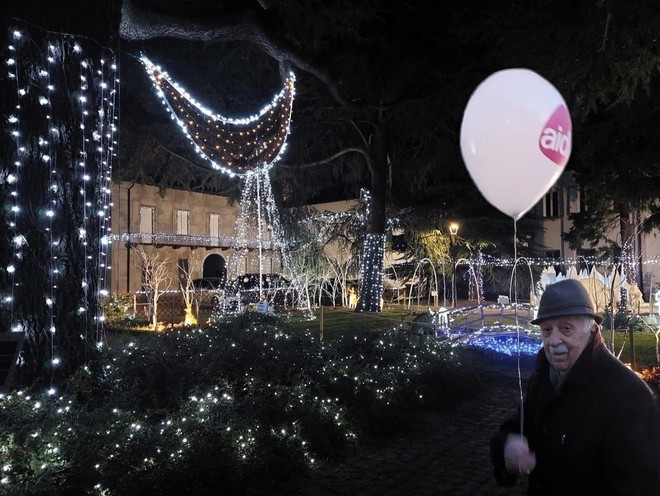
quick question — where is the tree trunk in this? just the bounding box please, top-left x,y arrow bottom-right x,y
356,120 -> 388,312
618,204 -> 634,284
2,0 -> 122,388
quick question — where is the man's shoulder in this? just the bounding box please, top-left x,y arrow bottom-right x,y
593,346 -> 654,396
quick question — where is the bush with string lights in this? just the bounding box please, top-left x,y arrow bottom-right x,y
0,312 -> 488,495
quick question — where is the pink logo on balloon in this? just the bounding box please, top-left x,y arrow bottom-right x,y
538,105 -> 571,166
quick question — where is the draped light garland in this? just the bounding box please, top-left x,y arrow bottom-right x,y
141,55 -> 294,178
141,56 -> 310,314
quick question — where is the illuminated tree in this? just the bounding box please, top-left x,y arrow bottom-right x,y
1,1 -> 122,387
134,246 -> 173,330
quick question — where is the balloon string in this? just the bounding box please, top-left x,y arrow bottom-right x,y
513,219 -> 524,437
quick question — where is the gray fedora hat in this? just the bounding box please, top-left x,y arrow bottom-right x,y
531,278 -> 603,325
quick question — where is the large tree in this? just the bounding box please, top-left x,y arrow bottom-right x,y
118,0 -> 660,311
117,0 -> 536,311
484,0 -> 660,259
1,0 -> 123,387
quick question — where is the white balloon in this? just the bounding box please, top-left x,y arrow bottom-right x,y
460,69 -> 572,220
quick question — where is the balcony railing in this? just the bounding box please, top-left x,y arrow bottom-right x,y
114,233 -> 285,250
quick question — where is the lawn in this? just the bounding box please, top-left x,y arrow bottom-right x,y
284,305 -> 415,340
281,305 -> 660,370
605,330 -> 660,370
109,302 -> 660,370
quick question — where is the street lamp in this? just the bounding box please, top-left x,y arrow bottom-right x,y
448,222 -> 459,307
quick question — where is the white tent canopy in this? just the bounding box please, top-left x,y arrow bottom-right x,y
537,265 -> 634,313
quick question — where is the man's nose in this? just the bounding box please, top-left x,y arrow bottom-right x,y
546,328 -> 562,344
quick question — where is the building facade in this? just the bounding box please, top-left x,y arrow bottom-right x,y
110,181 -> 282,294
109,180 -> 660,305
532,183 -> 660,301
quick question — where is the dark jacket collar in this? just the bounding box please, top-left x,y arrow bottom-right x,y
539,330 -> 604,387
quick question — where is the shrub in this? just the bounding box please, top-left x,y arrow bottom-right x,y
0,313 -> 498,495
101,292 -> 143,328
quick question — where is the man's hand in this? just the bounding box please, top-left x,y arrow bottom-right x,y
504,434 -> 537,474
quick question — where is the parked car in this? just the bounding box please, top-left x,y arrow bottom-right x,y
192,277 -> 226,309
192,277 -> 226,291
226,273 -> 296,306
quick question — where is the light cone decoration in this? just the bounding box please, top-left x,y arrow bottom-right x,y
142,56 -> 310,316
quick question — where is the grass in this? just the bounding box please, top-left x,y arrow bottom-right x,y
284,306 -> 415,340
605,329 -> 659,370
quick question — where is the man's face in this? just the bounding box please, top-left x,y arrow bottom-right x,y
539,316 -> 593,376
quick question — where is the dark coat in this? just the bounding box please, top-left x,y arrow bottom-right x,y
491,331 -> 660,495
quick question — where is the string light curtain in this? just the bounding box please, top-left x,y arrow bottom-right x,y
2,26 -> 117,386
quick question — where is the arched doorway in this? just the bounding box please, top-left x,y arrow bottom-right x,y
202,253 -> 227,281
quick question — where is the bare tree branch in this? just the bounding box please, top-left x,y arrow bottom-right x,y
151,140 -> 208,171
279,146 -> 369,169
120,0 -> 354,108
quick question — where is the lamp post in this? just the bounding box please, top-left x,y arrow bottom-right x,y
448,222 -> 459,307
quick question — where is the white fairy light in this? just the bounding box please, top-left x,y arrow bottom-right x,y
3,27 -> 119,381
141,55 -> 309,315
141,55 -> 294,177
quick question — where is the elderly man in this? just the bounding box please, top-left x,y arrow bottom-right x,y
490,278 -> 660,495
